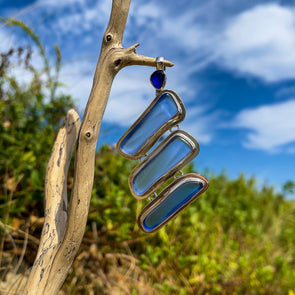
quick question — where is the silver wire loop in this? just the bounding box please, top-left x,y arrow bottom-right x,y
174,170 -> 184,179
156,56 -> 165,71
140,154 -> 148,162
169,124 -> 180,133
148,192 -> 158,202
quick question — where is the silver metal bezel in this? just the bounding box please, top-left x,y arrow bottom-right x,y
116,90 -> 186,160
137,173 -> 209,233
128,130 -> 200,199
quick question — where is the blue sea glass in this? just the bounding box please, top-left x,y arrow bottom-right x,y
143,181 -> 204,232
131,132 -> 196,197
150,70 -> 166,89
119,92 -> 179,156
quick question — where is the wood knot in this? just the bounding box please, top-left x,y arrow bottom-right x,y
114,59 -> 121,67
40,268 -> 45,279
105,34 -> 112,42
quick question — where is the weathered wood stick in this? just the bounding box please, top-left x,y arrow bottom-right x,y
23,0 -> 173,294
23,109 -> 81,294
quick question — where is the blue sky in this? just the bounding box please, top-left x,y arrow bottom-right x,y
1,0 -> 295,196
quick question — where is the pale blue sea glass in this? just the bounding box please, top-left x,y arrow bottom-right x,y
143,181 -> 204,232
132,135 -> 192,196
120,93 -> 178,156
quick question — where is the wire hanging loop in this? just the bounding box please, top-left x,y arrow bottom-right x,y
174,170 -> 184,179
156,56 -> 166,71
148,192 -> 158,202
169,124 -> 180,133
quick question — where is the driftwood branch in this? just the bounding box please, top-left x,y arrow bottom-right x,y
23,0 -> 173,294
23,109 -> 81,294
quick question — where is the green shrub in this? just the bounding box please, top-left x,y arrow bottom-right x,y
0,19 -> 74,219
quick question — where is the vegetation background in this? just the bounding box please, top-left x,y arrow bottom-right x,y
0,20 -> 295,295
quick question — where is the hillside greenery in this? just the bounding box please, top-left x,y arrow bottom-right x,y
0,20 -> 295,295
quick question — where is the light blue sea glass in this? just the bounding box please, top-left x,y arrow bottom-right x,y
120,92 -> 178,156
142,181 -> 204,232
132,135 -> 192,196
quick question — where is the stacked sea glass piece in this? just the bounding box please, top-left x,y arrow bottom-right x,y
117,79 -> 209,233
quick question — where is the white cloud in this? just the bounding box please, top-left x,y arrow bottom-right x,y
9,0 -> 290,148
182,106 -> 220,144
233,100 -> 295,152
0,28 -> 15,52
134,2 -> 162,27
37,0 -> 83,7
104,68 -> 153,126
0,27 -> 47,86
57,59 -> 96,111
130,2 -> 295,83
59,63 -> 152,125
58,60 -> 218,144
36,0 -> 111,35
161,11 -> 208,51
218,4 -> 295,82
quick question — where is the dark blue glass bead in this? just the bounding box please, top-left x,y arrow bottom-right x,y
150,70 -> 166,89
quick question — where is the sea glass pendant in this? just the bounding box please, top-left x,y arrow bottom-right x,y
117,90 -> 185,160
116,56 -> 209,234
150,70 -> 166,90
129,130 -> 200,199
137,173 -> 209,233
